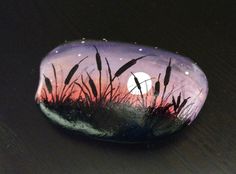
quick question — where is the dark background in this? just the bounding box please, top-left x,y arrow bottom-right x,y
0,0 -> 236,173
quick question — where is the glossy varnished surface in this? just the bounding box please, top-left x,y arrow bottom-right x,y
0,0 -> 235,173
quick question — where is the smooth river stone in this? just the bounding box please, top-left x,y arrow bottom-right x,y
35,40 -> 208,143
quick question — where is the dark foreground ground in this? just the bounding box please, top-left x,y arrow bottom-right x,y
0,0 -> 236,173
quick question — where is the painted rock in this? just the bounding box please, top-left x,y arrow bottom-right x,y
35,40 -> 208,143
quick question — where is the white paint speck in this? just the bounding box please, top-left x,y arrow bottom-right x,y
102,38 -> 108,42
185,71 -> 190,75
138,48 -> 143,51
81,41 -> 85,44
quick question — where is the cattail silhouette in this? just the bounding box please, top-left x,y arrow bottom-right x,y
164,59 -> 171,86
60,56 -> 88,100
121,78 -> 154,102
153,73 -> 161,107
64,56 -> 88,85
114,56 -> 146,78
161,58 -> 172,105
131,72 -> 144,107
94,46 -> 102,71
154,73 -> 161,96
43,74 -> 54,103
131,72 -> 141,90
86,72 -> 98,99
43,74 -> 52,94
94,46 -> 102,99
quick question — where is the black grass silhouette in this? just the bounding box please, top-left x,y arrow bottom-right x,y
105,57 -> 113,101
37,45 -> 194,137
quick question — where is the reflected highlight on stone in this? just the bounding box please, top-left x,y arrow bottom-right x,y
35,40 -> 208,143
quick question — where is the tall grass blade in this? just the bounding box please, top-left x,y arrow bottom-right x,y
63,83 -> 76,102
172,96 -> 177,111
61,78 -> 78,101
52,64 -> 58,101
75,82 -> 91,105
105,57 -> 113,101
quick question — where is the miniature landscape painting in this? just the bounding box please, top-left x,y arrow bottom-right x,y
35,40 -> 208,143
